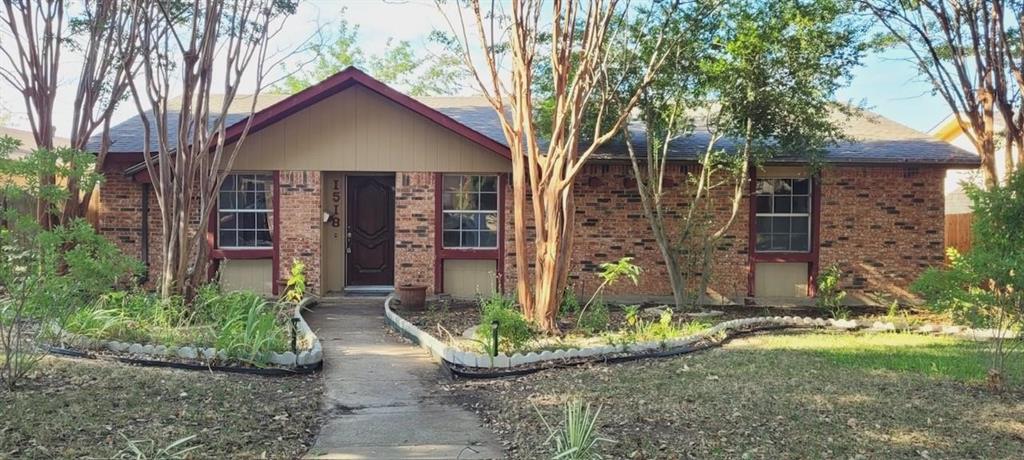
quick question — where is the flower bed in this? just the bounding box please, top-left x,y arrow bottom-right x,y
48,292 -> 322,371
386,295 -> 1011,374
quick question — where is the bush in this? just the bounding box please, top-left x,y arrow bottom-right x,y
816,264 -> 848,319
913,171 -> 1024,390
476,293 -> 534,354
559,286 -> 581,316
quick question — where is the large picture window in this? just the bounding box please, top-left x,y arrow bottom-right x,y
217,173 -> 273,249
442,175 -> 499,249
755,178 -> 810,252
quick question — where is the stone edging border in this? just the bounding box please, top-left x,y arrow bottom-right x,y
384,294 -> 1016,370
48,297 -> 323,369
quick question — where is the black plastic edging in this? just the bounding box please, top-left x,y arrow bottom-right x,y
42,344 -> 322,377
443,325 -> 795,379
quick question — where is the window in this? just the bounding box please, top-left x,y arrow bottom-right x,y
217,173 -> 273,248
442,175 -> 499,249
755,178 -> 810,252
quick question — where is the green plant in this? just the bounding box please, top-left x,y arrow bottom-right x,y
560,286 -> 581,316
282,260 -> 306,303
476,293 -> 534,354
816,264 -> 849,319
535,398 -> 614,460
913,172 -> 1024,390
577,258 -> 642,329
578,301 -> 610,333
215,295 -> 287,365
116,433 -> 200,459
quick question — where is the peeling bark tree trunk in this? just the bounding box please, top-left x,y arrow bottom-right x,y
441,0 -> 679,332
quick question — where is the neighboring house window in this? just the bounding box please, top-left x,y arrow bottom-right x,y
755,178 -> 811,252
442,175 -> 499,249
218,173 -> 273,248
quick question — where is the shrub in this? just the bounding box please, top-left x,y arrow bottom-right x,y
476,293 -> 534,354
816,264 -> 848,319
913,173 -> 1024,390
282,260 -> 306,303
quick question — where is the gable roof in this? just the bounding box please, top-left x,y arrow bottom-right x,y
96,66 -> 979,169
94,67 -> 509,160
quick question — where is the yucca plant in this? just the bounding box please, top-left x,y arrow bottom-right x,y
116,433 -> 200,459
536,399 -> 614,459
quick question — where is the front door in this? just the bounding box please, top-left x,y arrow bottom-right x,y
346,175 -> 395,286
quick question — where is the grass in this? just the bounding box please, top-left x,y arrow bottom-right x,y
458,331 -> 1024,459
0,355 -> 322,459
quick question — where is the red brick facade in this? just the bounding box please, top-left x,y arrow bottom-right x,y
819,165 -> 945,300
503,163 -> 749,299
278,171 -> 322,295
394,172 -> 436,292
97,163 -> 947,303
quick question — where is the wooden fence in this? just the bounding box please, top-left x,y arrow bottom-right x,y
944,212 -> 972,255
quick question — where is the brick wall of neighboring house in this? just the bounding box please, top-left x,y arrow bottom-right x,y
278,171 -> 322,295
394,172 -> 436,293
503,163 -> 750,299
819,165 -> 945,301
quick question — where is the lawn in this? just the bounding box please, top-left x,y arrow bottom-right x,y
456,331 -> 1024,459
0,356 -> 322,459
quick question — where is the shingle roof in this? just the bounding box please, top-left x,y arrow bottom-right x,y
91,75 -> 980,167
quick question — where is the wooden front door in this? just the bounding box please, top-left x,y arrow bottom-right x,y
346,175 -> 395,286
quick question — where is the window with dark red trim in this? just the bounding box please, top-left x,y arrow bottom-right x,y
441,174 -> 499,249
217,173 -> 274,249
754,178 -> 811,252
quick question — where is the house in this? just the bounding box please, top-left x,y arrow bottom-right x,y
91,67 -> 979,304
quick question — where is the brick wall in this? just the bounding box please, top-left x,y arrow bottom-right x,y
278,171 -> 322,295
504,163 -> 750,299
98,170 -> 145,268
394,172 -> 436,292
819,165 -> 945,300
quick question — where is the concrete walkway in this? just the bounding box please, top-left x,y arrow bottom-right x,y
305,298 -> 503,459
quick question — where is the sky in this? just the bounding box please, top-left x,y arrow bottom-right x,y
0,0 -> 954,136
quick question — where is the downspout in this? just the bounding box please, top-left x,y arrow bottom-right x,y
140,183 -> 150,284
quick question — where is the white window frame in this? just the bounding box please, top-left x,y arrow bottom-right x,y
441,174 -> 500,250
754,177 -> 812,253
217,172 -> 274,249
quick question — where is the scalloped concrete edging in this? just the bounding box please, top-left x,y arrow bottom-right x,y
384,295 -> 1016,370
50,296 -> 323,369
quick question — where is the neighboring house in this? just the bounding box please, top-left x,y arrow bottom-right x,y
90,67 -> 978,304
929,115 -> 1008,215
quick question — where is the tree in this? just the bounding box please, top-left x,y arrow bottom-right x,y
278,8 -> 465,96
125,0 -> 296,300
611,0 -> 866,308
861,0 -> 1022,188
0,0 -> 141,227
438,0 -> 680,332
913,170 -> 1024,391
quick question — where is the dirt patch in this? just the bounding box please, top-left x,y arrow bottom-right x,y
0,355 -> 323,459
452,331 -> 1024,459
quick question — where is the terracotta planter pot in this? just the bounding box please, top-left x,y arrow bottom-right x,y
396,284 -> 428,310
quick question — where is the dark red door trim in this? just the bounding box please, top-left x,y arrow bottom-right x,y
432,172 -> 506,294
746,167 -> 822,298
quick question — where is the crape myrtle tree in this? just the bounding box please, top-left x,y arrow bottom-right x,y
436,0 -> 682,333
606,0 -> 866,308
861,0 -> 1024,188
125,0 -> 297,300
0,0 -> 142,227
